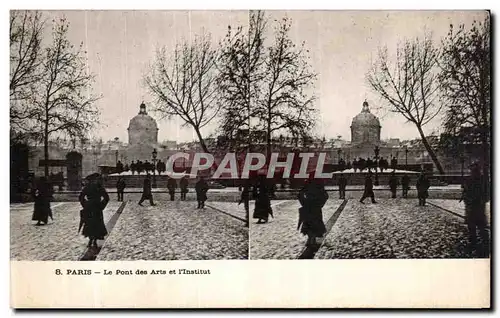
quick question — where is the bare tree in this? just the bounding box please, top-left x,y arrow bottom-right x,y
217,10 -> 266,150
367,34 -> 445,174
10,10 -> 45,134
439,17 -> 490,184
256,16 -> 318,159
26,17 -> 100,177
145,33 -> 219,153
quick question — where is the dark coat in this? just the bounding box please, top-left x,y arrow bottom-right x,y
195,180 -> 209,201
338,176 -> 347,189
363,175 -> 374,196
462,174 -> 487,225
32,180 -> 53,223
116,179 -> 126,191
401,175 -> 410,188
142,178 -> 152,196
389,175 -> 398,191
416,175 -> 430,198
180,178 -> 189,192
253,185 -> 272,220
298,181 -> 328,237
167,178 -> 177,192
79,183 -> 109,240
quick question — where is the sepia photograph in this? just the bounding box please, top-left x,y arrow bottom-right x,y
9,7 -> 491,308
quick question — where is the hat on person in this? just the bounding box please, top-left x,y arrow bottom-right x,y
85,173 -> 101,181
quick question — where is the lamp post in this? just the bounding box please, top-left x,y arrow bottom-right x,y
374,145 -> 380,186
152,148 -> 158,188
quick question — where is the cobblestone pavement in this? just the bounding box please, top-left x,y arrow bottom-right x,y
249,199 -> 344,259
428,199 -> 491,226
97,198 -> 248,260
10,201 -> 121,260
315,199 -> 488,259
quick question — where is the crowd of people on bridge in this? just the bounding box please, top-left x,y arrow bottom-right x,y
114,159 -> 167,175
338,156 -> 398,173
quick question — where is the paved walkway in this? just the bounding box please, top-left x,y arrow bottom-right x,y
315,199 -> 488,259
97,196 -> 248,260
10,201 -> 120,261
249,199 -> 344,259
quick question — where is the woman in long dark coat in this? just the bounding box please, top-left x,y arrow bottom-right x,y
416,172 -> 430,206
298,178 -> 329,246
195,177 -> 209,209
253,177 -> 273,224
32,177 -> 53,226
79,174 -> 109,248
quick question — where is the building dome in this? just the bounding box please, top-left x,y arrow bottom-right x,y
350,100 -> 381,145
127,102 -> 159,146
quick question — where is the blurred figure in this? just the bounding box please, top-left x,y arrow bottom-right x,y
389,171 -> 398,199
416,172 -> 430,206
195,177 -> 209,209
167,177 -> 177,201
138,175 -> 156,206
239,181 -> 250,227
253,176 -> 272,223
116,177 -> 126,202
298,177 -> 329,246
79,173 -> 109,248
360,172 -> 377,204
32,177 -> 53,226
180,176 -> 189,201
461,163 -> 488,247
338,173 -> 347,200
401,174 -> 410,198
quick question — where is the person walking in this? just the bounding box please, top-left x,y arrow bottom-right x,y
298,176 -> 329,246
389,171 -> 398,199
360,172 -> 377,204
32,177 -> 53,226
116,177 -> 126,202
461,163 -> 489,248
401,174 -> 410,198
138,174 -> 156,206
253,176 -> 273,223
195,177 -> 209,209
239,182 -> 250,227
180,176 -> 189,201
338,173 -> 347,200
416,172 -> 430,206
167,177 -> 177,201
79,173 -> 109,248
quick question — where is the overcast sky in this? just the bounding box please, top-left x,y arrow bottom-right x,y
44,10 -> 487,143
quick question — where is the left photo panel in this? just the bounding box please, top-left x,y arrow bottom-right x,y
10,10 -> 249,261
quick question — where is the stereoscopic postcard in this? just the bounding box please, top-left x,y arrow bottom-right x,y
9,9 -> 491,308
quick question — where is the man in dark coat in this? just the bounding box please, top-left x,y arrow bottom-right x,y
32,177 -> 53,226
138,175 -> 156,206
391,157 -> 398,171
360,172 -> 377,204
416,172 -> 430,206
116,177 -> 126,202
253,175 -> 272,223
389,171 -> 398,198
167,177 -> 177,201
239,182 -> 250,227
461,163 -> 488,247
79,173 -> 109,248
338,173 -> 347,199
180,176 -> 189,201
298,177 -> 329,246
401,174 -> 410,198
195,177 -> 209,209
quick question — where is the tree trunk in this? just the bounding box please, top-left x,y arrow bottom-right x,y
417,125 -> 445,175
44,126 -> 49,178
194,127 -> 210,154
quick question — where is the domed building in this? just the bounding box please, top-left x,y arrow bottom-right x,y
128,102 -> 159,145
350,100 -> 381,145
